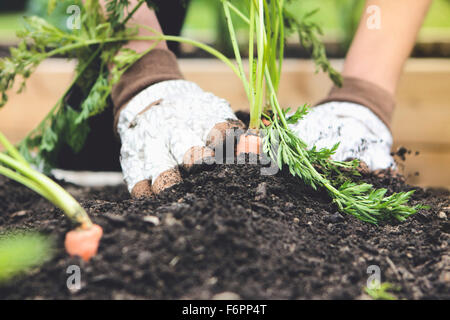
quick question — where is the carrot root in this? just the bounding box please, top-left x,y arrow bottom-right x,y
65,224 -> 103,261
236,132 -> 262,155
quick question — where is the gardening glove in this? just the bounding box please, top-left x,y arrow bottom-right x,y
288,77 -> 396,171
117,79 -> 244,198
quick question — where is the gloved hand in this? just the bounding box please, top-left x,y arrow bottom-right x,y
117,79 -> 244,198
288,101 -> 395,170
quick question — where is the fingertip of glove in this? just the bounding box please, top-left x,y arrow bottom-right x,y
152,168 -> 182,194
131,180 -> 154,199
206,120 -> 246,149
183,146 -> 215,172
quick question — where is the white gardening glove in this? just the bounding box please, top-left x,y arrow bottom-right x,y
288,102 -> 395,170
117,80 -> 243,198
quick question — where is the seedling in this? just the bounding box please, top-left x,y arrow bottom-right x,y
364,282 -> 399,300
0,0 -> 424,223
0,131 -> 102,261
0,231 -> 53,283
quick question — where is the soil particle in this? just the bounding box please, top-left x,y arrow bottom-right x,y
392,146 -> 410,161
0,163 -> 449,300
212,292 -> 241,300
142,216 -> 160,226
255,182 -> 268,201
438,212 -> 447,220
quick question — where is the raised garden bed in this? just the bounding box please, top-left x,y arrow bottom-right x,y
0,160 -> 448,300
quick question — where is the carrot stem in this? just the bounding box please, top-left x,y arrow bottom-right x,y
0,134 -> 92,228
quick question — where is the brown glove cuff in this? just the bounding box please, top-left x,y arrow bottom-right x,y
111,49 -> 184,132
315,76 -> 395,131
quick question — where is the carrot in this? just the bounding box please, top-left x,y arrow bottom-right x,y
0,131 -> 102,260
65,224 -> 103,262
236,132 -> 262,155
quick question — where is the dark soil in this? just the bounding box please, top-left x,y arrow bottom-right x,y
0,162 -> 449,300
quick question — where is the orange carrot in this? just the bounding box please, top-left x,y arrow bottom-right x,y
65,224 -> 103,261
236,132 -> 262,155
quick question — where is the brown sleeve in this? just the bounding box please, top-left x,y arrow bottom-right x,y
111,48 -> 184,132
315,76 -> 395,131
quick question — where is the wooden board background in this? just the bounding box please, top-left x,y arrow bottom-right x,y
1,58 -> 449,188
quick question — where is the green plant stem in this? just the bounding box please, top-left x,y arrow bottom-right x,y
248,1 -> 255,117
265,68 -> 288,129
0,165 -> 55,202
226,2 -> 250,24
249,0 -> 266,130
160,36 -> 240,80
222,1 -> 250,101
112,28 -> 243,80
0,152 -> 91,227
0,131 -> 28,167
121,0 -> 147,26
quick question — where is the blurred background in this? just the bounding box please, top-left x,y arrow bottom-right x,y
1,0 -> 450,56
0,0 -> 449,188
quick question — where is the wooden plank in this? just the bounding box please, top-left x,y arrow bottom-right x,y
392,145 -> 450,189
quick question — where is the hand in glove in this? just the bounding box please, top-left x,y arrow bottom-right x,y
117,79 -> 244,198
289,77 -> 396,171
